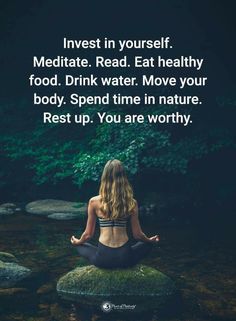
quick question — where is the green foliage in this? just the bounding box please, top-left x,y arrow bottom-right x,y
0,98 -> 235,189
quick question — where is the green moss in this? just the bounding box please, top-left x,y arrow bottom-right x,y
57,264 -> 177,312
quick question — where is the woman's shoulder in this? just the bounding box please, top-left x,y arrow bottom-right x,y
89,195 -> 101,204
90,195 -> 101,200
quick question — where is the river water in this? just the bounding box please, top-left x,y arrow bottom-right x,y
0,212 -> 235,321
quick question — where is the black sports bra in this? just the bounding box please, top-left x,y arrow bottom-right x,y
98,215 -> 129,228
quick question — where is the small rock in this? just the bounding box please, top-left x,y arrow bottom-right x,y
0,203 -> 18,216
1,203 -> 17,208
37,283 -> 54,294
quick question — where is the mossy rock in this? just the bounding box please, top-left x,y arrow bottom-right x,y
57,264 -> 177,312
0,260 -> 32,288
25,199 -> 87,218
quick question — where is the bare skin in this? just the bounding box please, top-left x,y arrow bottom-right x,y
71,195 -> 160,247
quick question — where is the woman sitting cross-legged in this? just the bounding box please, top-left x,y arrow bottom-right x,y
70,159 -> 160,269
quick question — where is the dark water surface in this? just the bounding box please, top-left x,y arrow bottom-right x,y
0,212 -> 235,321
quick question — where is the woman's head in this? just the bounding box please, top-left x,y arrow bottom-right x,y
99,159 -> 136,219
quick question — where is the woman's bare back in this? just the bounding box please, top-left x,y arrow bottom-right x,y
91,195 -> 129,247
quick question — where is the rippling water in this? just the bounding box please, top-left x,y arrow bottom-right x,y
0,212 -> 235,321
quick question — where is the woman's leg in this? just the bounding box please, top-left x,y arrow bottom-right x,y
75,242 -> 98,264
130,241 -> 154,265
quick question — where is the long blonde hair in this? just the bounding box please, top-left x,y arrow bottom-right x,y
99,159 -> 136,219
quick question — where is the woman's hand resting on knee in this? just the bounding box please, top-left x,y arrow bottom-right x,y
70,235 -> 82,245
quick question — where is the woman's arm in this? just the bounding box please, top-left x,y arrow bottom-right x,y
130,200 -> 159,243
71,198 -> 97,245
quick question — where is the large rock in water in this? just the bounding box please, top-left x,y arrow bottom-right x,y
57,264 -> 177,312
25,199 -> 87,219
